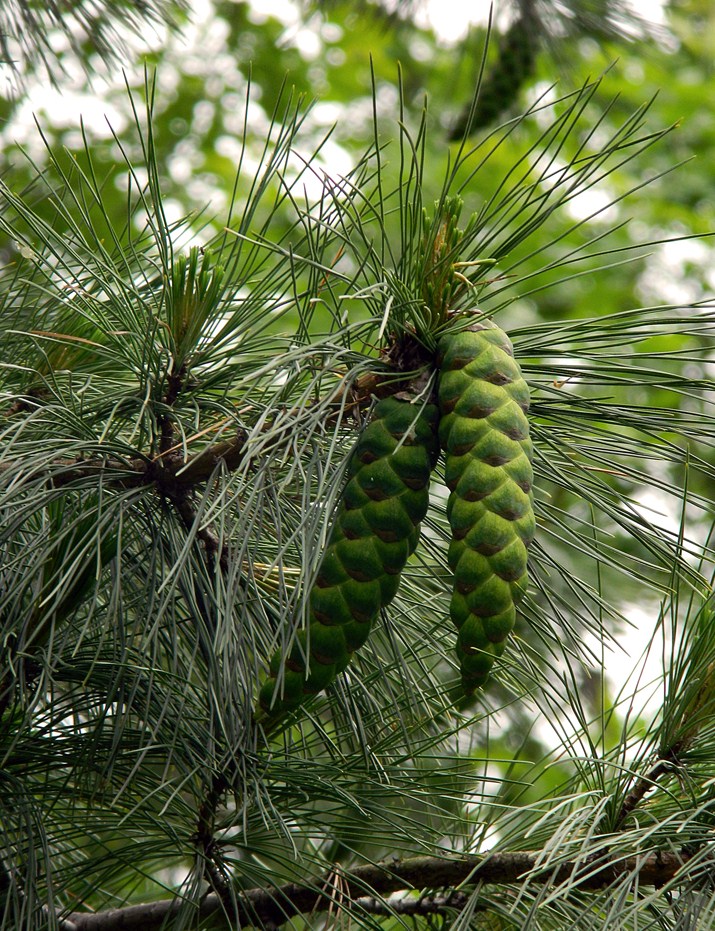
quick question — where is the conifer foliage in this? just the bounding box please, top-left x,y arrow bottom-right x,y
1,4 -> 715,931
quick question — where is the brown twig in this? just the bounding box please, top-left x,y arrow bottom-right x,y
191,771 -> 232,899
154,466 -> 233,575
0,431 -> 248,492
158,362 -> 187,454
2,397 -> 36,418
616,750 -> 682,829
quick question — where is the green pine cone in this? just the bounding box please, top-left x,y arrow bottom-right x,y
437,320 -> 534,694
449,15 -> 538,139
258,395 -> 439,717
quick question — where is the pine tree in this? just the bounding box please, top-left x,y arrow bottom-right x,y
1,5 -> 715,931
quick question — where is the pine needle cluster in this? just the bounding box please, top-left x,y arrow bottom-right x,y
1,55 -> 714,931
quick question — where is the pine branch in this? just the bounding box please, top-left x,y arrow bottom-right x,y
0,365 -> 401,493
616,607 -> 715,829
158,361 -> 189,455
357,890 -> 471,916
164,485 -> 231,576
0,432 -> 248,491
615,745 -> 685,829
61,849 -> 694,931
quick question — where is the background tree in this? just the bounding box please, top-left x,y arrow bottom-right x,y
1,2 -> 715,929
